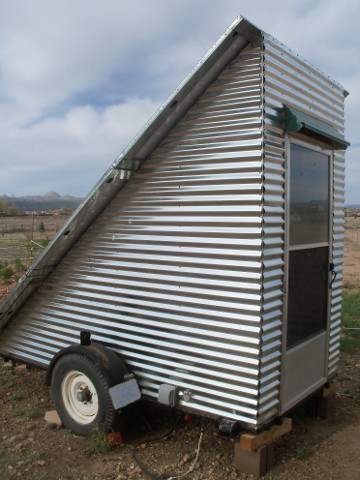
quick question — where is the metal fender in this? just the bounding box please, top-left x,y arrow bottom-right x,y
46,341 -> 141,410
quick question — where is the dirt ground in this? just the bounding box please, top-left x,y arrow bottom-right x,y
0,218 -> 360,480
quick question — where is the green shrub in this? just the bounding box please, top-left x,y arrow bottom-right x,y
38,221 -> 46,234
1,266 -> 13,280
13,406 -> 41,419
296,446 -> 309,460
341,291 -> 360,352
14,257 -> 25,270
89,424 -> 110,454
41,236 -> 50,248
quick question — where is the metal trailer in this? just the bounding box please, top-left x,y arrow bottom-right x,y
0,16 -> 350,436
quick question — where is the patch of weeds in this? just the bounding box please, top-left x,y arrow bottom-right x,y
340,291 -> 360,353
1,266 -> 13,280
88,423 -> 111,455
340,335 -> 360,353
26,407 -> 41,419
14,257 -> 26,271
28,450 -> 50,463
40,236 -> 50,248
10,393 -> 22,401
13,406 -> 41,419
13,406 -> 27,417
295,446 -> 309,460
13,274 -> 19,282
344,388 -> 360,400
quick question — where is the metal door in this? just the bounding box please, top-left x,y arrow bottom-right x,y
281,138 -> 332,412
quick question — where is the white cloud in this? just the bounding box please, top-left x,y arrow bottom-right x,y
0,0 -> 358,202
0,98 -> 160,196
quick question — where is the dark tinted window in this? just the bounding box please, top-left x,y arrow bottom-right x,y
287,247 -> 328,348
290,144 -> 329,246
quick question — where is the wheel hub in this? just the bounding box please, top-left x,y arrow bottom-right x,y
76,387 -> 92,403
61,370 -> 99,424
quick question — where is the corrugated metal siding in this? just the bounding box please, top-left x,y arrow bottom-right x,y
258,40 -> 285,425
329,150 -> 345,375
262,34 -> 345,381
0,45 -> 266,427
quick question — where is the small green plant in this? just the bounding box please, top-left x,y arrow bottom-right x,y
341,291 -> 360,353
10,393 -> 22,401
40,236 -> 50,248
14,257 -> 22,269
1,266 -> 13,280
27,407 -> 41,419
295,446 -> 309,460
14,257 -> 26,271
13,406 -> 27,417
38,221 -> 46,234
89,423 -> 110,454
13,406 -> 41,419
13,274 -> 19,282
343,388 -> 360,400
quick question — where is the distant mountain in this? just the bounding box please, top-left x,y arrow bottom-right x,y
1,192 -> 83,211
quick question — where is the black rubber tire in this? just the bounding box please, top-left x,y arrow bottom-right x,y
51,353 -> 115,436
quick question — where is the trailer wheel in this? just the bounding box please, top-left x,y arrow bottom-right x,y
52,353 -> 115,436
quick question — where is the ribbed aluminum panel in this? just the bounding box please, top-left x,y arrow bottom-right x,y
263,33 -> 346,382
0,45 -> 265,427
258,42 -> 285,425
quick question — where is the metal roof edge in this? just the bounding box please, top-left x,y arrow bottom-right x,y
0,15 -> 262,332
263,32 -> 348,95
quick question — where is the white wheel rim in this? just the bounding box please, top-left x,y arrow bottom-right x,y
61,370 -> 99,424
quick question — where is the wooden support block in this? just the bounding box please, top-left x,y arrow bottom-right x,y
240,417 -> 292,452
234,443 -> 268,477
317,393 -> 336,419
2,361 -> 13,369
317,381 -> 337,398
14,364 -> 27,371
44,410 -> 62,427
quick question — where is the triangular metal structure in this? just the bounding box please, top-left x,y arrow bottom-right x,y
0,15 -> 349,430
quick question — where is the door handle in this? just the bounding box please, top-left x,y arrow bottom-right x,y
329,262 -> 337,289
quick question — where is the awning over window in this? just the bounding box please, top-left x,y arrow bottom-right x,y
283,105 -> 350,150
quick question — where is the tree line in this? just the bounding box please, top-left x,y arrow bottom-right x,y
0,199 -> 20,216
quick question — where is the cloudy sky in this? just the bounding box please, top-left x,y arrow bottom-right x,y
0,0 -> 359,203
